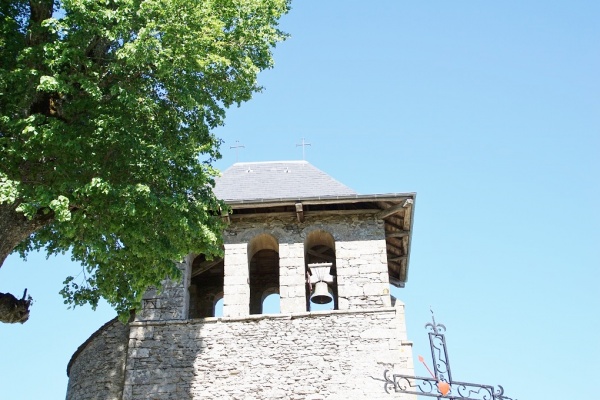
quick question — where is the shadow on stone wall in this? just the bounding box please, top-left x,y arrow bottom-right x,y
66,318 -> 129,400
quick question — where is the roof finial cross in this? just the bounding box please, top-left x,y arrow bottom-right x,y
230,140 -> 245,162
296,138 -> 311,160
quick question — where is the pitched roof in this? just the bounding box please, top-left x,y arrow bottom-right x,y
214,161 -> 357,201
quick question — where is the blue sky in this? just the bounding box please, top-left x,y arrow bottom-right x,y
1,1 -> 599,399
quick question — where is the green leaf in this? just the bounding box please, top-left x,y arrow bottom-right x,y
1,0 -> 289,319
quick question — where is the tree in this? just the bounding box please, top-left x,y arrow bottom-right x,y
0,0 -> 289,323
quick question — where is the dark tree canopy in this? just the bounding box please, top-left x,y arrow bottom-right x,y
0,0 -> 289,323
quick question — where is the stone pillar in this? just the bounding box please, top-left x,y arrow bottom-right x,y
394,300 -> 415,380
279,242 -> 306,313
223,243 -> 249,317
336,239 -> 391,309
135,260 -> 190,321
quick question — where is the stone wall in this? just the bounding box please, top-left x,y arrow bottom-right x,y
279,242 -> 306,313
222,214 -> 385,244
66,211 -> 417,399
123,304 -> 414,400
136,260 -> 191,322
66,319 -> 129,400
66,305 -> 415,400
223,243 -> 250,317
134,213 -> 392,321
336,239 -> 390,309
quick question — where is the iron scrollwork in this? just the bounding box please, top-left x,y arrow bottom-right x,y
383,370 -> 439,396
383,311 -> 516,400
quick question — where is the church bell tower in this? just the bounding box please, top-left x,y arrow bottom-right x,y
66,161 -> 417,400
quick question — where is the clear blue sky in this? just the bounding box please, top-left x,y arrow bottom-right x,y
2,1 -> 598,399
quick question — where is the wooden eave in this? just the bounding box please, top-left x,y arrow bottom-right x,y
222,193 -> 416,288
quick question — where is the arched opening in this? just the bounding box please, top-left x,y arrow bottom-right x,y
213,294 -> 224,317
304,230 -> 338,311
262,291 -> 281,314
248,234 -> 280,315
189,254 -> 224,318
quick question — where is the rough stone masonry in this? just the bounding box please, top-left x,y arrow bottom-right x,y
66,163 -> 417,399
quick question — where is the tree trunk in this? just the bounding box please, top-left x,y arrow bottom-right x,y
0,202 -> 54,323
0,0 -> 56,324
0,290 -> 32,324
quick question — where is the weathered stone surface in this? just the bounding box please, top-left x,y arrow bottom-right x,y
124,308 -> 413,400
66,307 -> 415,400
67,207 -> 416,399
132,214 -> 394,321
66,319 -> 129,400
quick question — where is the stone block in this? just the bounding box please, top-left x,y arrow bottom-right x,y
223,293 -> 249,306
279,243 -> 304,258
337,285 -> 363,297
338,297 -> 350,310
224,252 -> 248,265
280,274 -> 304,286
224,283 -> 249,295
348,258 -> 369,266
222,304 -> 247,317
336,266 -> 359,277
363,282 -> 387,296
359,327 -> 396,339
280,297 -> 306,313
224,275 -> 248,285
277,256 -> 293,266
359,263 -> 387,274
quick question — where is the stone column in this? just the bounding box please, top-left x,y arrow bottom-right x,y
336,239 -> 391,309
279,242 -> 306,313
394,300 -> 415,381
223,243 -> 249,317
135,260 -> 189,321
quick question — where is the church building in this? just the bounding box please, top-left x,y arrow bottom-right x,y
66,161 -> 417,400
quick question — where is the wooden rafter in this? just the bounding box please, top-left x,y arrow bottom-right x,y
388,255 -> 407,263
402,199 -> 413,230
386,231 -> 409,238
377,203 -> 406,219
191,259 -> 223,278
295,202 -> 304,223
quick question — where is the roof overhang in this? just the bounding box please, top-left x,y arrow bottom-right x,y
221,192 -> 416,288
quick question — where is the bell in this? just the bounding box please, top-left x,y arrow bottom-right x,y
311,281 -> 333,304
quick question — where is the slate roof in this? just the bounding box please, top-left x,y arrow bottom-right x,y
214,161 -> 357,202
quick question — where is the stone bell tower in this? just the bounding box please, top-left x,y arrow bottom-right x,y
66,161 -> 417,400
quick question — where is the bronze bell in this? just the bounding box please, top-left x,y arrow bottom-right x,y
311,281 -> 333,304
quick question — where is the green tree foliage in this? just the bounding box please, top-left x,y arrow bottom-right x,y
0,0 -> 289,322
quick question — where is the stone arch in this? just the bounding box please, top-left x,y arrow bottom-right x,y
248,234 -> 280,315
188,253 -> 224,318
304,230 -> 338,311
247,233 -> 279,260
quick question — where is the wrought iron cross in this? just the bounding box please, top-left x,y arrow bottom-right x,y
383,312 -> 515,400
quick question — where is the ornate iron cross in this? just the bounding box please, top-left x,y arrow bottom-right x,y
383,312 -> 516,400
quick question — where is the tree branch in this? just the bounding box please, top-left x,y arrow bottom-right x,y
0,290 -> 32,324
0,202 -> 55,268
27,0 -> 53,46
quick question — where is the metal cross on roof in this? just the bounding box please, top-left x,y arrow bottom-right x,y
383,311 -> 516,400
296,137 -> 311,160
230,140 -> 245,162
